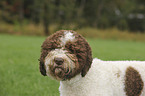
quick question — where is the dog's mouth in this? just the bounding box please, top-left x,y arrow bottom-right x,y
50,65 -> 72,80
54,67 -> 63,75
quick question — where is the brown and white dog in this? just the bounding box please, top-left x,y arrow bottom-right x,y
39,30 -> 145,96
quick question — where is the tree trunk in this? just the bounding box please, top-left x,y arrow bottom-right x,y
19,0 -> 24,24
94,1 -> 104,28
77,0 -> 86,20
43,0 -> 50,36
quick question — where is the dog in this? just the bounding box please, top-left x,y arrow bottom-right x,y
39,30 -> 145,96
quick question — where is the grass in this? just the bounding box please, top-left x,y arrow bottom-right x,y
0,35 -> 59,96
0,34 -> 145,96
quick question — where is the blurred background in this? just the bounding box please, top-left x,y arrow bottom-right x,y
0,0 -> 145,96
0,0 -> 145,40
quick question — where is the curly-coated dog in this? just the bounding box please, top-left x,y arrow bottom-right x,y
39,30 -> 145,96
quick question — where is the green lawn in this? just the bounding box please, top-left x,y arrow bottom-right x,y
0,34 -> 145,96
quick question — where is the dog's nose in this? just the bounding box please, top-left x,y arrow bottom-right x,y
54,58 -> 64,65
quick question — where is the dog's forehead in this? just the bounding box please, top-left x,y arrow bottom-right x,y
60,31 -> 75,47
46,49 -> 67,60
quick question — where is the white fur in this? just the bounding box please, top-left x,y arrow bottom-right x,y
59,58 -> 145,96
60,31 -> 75,47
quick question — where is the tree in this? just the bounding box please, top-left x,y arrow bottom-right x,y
43,0 -> 50,36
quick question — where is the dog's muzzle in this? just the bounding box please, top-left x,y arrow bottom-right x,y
50,57 -> 72,80
45,49 -> 77,80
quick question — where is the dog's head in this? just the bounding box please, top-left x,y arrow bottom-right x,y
39,30 -> 92,80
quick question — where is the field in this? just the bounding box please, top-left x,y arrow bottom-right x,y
0,34 -> 145,96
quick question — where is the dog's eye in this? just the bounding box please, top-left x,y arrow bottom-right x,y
66,53 -> 76,62
65,51 -> 71,54
65,49 -> 73,54
49,47 -> 56,51
56,45 -> 62,49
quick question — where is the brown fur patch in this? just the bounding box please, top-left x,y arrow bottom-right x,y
125,66 -> 144,96
65,31 -> 92,77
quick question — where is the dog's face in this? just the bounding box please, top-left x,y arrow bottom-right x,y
39,30 -> 92,81
45,49 -> 79,80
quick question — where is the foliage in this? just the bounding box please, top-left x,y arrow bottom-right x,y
0,0 -> 145,34
0,34 -> 145,96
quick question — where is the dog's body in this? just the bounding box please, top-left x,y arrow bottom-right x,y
39,30 -> 145,96
60,58 -> 145,96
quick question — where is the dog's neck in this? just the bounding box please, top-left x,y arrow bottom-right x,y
58,62 -> 98,96
59,74 -> 86,96
58,59 -> 100,96
60,73 -> 82,85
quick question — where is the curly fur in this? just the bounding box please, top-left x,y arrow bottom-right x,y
39,30 -> 64,76
39,30 -> 92,79
39,30 -> 145,96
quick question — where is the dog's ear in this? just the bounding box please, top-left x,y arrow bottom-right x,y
66,32 -> 93,77
39,49 -> 47,76
39,59 -> 47,76
81,41 -> 92,77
